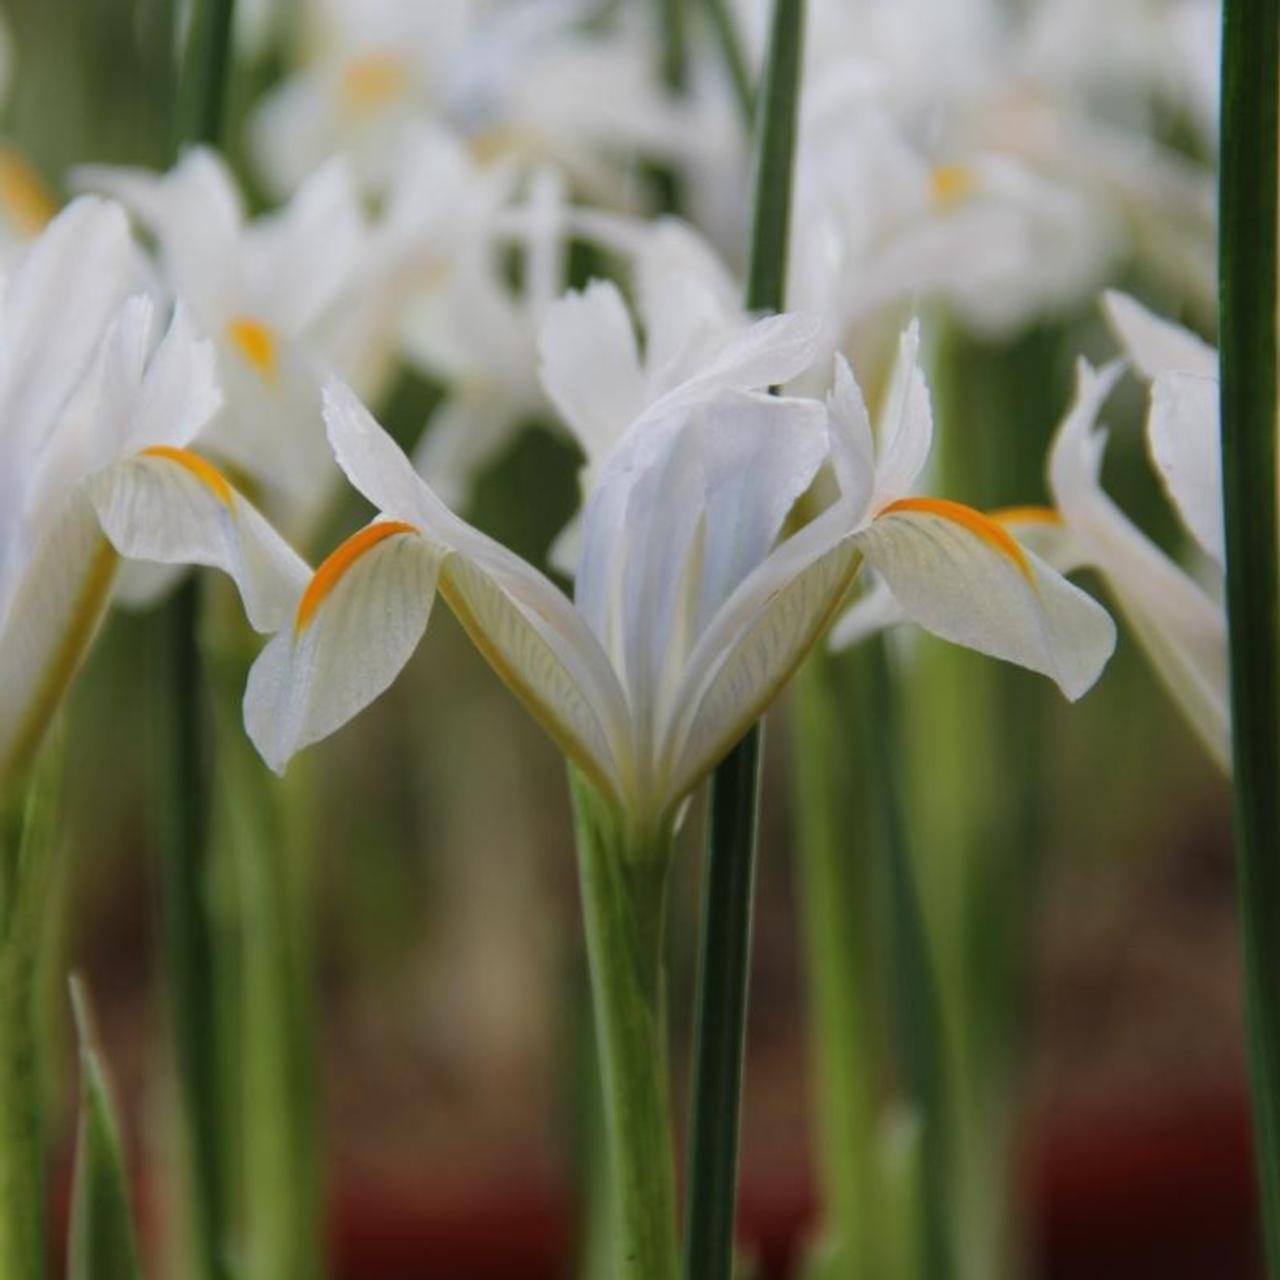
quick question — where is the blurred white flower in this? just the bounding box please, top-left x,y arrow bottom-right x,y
1043,293 -> 1229,767
0,199 -> 227,786
75,148 -> 374,544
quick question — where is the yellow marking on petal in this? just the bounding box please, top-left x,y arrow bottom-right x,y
295,521 -> 418,635
0,148 -> 56,235
989,504 -> 1063,528
929,163 -> 976,208
227,316 -> 277,381
878,496 -> 1033,580
141,445 -> 234,507
340,52 -> 410,115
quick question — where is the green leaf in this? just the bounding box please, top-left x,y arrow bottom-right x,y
68,976 -> 142,1280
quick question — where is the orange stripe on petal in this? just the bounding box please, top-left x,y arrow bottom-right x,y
878,496 -> 1033,580
227,316 -> 277,380
988,504 -> 1063,528
141,445 -> 234,506
295,521 -> 418,635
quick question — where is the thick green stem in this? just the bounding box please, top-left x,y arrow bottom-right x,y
684,3 -> 807,1275
866,640 -> 952,1280
161,4 -> 237,1276
790,652 -> 877,1277
1218,0 -> 1280,1271
570,774 -> 679,1280
155,583 -> 228,1280
0,763 -> 58,1280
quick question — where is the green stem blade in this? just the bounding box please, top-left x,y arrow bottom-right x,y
0,757 -> 60,1280
1218,0 -> 1280,1271
570,773 -> 680,1280
701,0 -> 754,125
160,4 -> 237,1276
684,4 -> 807,1277
68,977 -> 143,1280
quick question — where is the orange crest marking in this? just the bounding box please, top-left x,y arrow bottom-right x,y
141,445 -> 234,506
878,496 -> 1033,580
295,521 -> 419,636
989,505 -> 1063,528
929,163 -> 976,208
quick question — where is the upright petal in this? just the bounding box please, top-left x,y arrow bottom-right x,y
870,320 -> 933,507
538,280 -> 646,465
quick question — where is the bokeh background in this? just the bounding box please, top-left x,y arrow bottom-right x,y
2,0 -> 1250,1276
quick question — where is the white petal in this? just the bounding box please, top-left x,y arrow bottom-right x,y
825,353 -> 876,517
871,319 -> 933,505
325,377 -> 633,795
695,390 -> 830,628
1148,371 -> 1223,565
74,150 -> 245,320
667,517 -> 862,805
855,499 -> 1116,700
0,493 -> 118,783
538,280 -> 645,465
1102,290 -> 1217,380
246,157 -> 367,335
87,448 -> 309,633
245,521 -> 439,774
438,552 -> 627,803
1049,359 -> 1229,765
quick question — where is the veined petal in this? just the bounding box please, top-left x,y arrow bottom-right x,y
987,505 -> 1088,573
246,520 -> 439,774
856,497 -> 1116,700
829,504 -> 1086,652
1148,370 -> 1223,565
325,375 -> 634,798
0,493 -> 118,784
1102,290 -> 1217,381
439,553 -> 628,803
87,447 -> 309,633
667,514 -> 862,807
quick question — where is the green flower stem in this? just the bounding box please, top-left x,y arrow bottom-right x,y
0,755 -> 59,1280
570,773 -> 679,1280
209,606 -> 324,1280
790,652 -> 877,1278
161,4 -> 237,1276
684,3 -> 806,1277
866,639 -> 952,1280
154,583 -> 228,1280
1218,0 -> 1280,1271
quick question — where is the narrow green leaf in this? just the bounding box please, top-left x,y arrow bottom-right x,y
684,4 -> 807,1278
1218,0 -> 1280,1272
0,752 -> 61,1280
68,976 -> 143,1280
